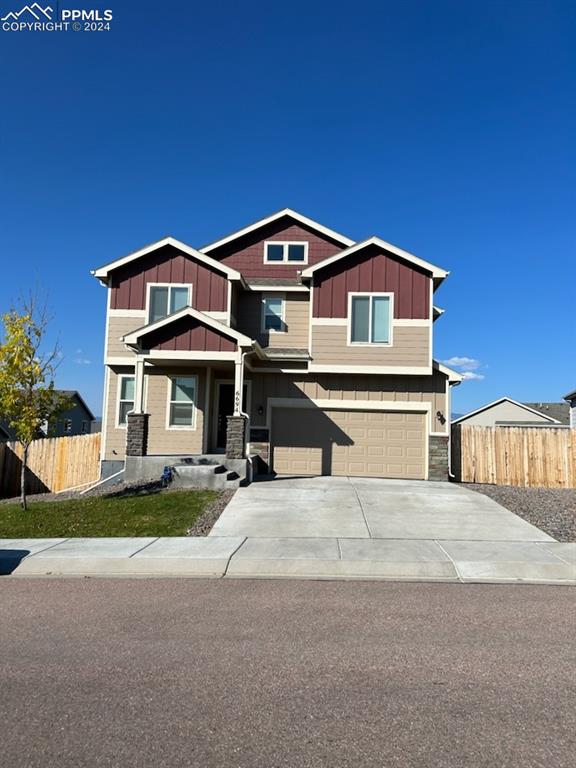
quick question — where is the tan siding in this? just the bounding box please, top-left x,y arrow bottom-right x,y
248,371 -> 448,433
103,365 -> 207,459
311,324 -> 430,366
103,366 -> 133,459
106,314 -> 145,358
146,368 -> 205,455
237,293 -> 310,349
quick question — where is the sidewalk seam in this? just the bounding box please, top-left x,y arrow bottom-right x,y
351,485 -> 373,539
222,537 -> 248,578
533,541 -> 573,566
128,538 -> 160,558
25,538 -> 71,558
435,540 -> 463,582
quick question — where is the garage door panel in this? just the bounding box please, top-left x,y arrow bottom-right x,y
272,407 -> 426,479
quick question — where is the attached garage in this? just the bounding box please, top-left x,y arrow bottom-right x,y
271,406 -> 427,480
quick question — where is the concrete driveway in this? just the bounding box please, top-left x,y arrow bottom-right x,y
210,476 -> 554,541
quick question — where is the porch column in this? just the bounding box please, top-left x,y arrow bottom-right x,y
233,354 -> 244,415
126,358 -> 148,456
134,357 -> 145,413
227,352 -> 247,459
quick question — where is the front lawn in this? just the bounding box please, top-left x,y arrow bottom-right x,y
0,489 -> 220,538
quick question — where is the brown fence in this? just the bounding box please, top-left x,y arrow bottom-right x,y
0,433 -> 101,498
451,425 -> 576,488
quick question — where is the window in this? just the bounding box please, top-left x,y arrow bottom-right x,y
81,420 -> 88,434
148,285 -> 191,323
349,294 -> 392,344
64,419 -> 73,434
168,376 -> 197,428
118,376 -> 135,425
262,296 -> 285,332
264,242 -> 308,264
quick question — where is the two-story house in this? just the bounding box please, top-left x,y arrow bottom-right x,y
93,209 -> 462,483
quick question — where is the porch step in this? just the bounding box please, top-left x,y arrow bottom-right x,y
170,463 -> 241,490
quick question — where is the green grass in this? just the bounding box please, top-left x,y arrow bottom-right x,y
0,489 -> 220,537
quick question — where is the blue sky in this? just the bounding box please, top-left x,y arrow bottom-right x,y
1,0 -> 574,416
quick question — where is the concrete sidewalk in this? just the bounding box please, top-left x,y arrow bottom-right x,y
1,536 -> 574,584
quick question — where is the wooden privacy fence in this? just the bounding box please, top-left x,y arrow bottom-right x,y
452,425 -> 576,488
0,432 -> 101,498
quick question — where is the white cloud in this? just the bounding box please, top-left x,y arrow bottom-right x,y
461,371 -> 485,381
443,356 -> 481,371
75,357 -> 92,366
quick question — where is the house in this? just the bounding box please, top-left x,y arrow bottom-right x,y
46,390 -> 96,437
92,208 -> 463,482
564,389 -> 576,428
0,391 -> 95,440
452,397 -> 570,427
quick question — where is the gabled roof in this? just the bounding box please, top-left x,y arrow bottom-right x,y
199,208 -> 355,253
54,390 -> 96,421
523,402 -> 570,425
433,360 -> 463,384
452,397 -> 562,425
122,306 -> 254,348
300,237 -> 449,282
92,236 -> 243,282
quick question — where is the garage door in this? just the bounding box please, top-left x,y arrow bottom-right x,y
271,407 -> 426,479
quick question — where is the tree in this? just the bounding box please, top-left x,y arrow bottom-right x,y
0,297 -> 71,510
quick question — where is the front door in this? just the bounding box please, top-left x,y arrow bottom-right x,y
216,383 -> 248,450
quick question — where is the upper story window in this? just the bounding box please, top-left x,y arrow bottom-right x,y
262,296 -> 285,332
349,293 -> 392,345
148,284 -> 191,323
264,241 -> 308,264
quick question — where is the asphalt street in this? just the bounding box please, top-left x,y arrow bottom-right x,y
0,579 -> 574,767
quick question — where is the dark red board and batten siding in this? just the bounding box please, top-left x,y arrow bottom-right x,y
141,317 -> 236,353
206,218 -> 345,279
110,245 -> 228,313
313,245 -> 430,319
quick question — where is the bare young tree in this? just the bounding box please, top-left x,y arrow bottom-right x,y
0,294 -> 71,510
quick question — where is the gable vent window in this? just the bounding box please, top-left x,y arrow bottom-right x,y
264,242 -> 308,264
350,294 -> 392,345
148,285 -> 191,323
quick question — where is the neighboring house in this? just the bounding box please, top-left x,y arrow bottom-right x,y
453,397 -> 570,427
92,208 -> 463,481
45,390 -> 96,437
1,391 -> 95,440
564,389 -> 576,428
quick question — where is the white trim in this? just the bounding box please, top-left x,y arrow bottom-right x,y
452,397 -> 561,425
199,208 -> 354,253
433,305 -> 445,318
433,361 -> 464,383
116,373 -> 136,429
308,364 -> 432,375
103,286 -> 111,363
261,293 -> 286,333
100,365 -> 110,461
143,351 -> 239,362
203,311 -> 228,321
301,236 -> 449,281
428,279 -> 433,370
203,368 -> 212,452
394,318 -> 432,327
166,375 -> 198,430
105,356 -> 138,365
267,397 -> 431,413
311,317 -> 348,326
246,284 -> 309,293
308,282 -> 314,353
246,366 -> 309,373
347,292 -> 394,347
263,241 -> 309,265
92,236 -> 242,281
122,306 -> 254,347
226,282 -> 233,325
108,308 -> 147,318
145,283 -> 192,324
